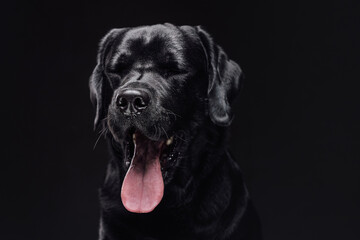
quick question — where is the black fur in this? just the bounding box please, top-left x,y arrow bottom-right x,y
89,23 -> 262,240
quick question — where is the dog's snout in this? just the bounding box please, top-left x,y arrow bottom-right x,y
116,89 -> 150,115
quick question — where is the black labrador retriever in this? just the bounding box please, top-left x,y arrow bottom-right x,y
89,23 -> 261,240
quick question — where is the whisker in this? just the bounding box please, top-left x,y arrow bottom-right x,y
93,128 -> 107,150
163,108 -> 182,120
154,124 -> 160,141
174,132 -> 189,143
161,126 -> 169,139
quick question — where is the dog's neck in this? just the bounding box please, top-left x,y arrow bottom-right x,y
168,120 -> 231,200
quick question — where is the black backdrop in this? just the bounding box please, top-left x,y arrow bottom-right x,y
3,0 -> 360,240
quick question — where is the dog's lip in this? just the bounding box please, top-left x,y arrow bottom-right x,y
123,126 -> 174,144
131,132 -> 174,146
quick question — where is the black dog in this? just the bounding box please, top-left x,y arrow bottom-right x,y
89,23 -> 261,240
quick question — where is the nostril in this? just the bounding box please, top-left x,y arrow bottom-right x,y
133,97 -> 147,109
117,96 -> 128,109
116,89 -> 150,114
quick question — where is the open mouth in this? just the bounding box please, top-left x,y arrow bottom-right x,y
121,128 -> 180,214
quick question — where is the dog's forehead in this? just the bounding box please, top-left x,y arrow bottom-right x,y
111,25 -> 187,67
124,25 -> 184,50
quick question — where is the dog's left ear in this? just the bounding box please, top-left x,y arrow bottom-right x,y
196,26 -> 243,127
89,28 -> 125,130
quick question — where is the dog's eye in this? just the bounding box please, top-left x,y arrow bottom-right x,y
161,68 -> 181,78
108,61 -> 132,77
160,63 -> 187,77
106,63 -> 131,88
108,54 -> 132,74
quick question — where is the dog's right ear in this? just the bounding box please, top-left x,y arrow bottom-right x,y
89,29 -> 124,130
195,26 -> 243,127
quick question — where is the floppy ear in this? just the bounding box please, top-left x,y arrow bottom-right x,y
89,29 -> 124,130
196,26 -> 243,127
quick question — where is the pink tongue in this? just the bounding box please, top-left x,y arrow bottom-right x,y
121,133 -> 164,213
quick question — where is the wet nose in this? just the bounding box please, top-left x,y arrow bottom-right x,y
116,89 -> 150,115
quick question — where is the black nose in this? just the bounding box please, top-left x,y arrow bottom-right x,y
116,89 -> 150,115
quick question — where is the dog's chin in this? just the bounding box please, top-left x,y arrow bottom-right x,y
115,126 -> 183,214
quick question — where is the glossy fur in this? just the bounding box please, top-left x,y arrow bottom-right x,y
89,23 -> 262,240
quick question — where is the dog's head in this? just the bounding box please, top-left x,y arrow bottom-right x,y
90,24 -> 242,213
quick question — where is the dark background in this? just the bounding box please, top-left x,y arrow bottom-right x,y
3,0 -> 360,239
